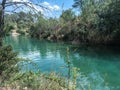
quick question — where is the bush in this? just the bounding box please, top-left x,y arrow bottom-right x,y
0,45 -> 20,83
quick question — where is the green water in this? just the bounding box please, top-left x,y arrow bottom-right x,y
4,36 -> 120,90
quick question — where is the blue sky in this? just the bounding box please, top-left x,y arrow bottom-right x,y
42,0 -> 75,17
44,0 -> 74,10
0,0 -> 75,18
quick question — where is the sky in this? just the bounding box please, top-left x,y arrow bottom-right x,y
44,0 -> 74,10
42,0 -> 75,17
0,0 -> 75,18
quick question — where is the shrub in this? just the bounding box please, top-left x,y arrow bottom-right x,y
0,45 -> 20,83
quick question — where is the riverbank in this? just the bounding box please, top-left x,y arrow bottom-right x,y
11,30 -> 20,36
10,29 -> 30,37
31,34 -> 120,46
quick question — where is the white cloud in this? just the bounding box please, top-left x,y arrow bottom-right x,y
53,5 -> 60,10
42,1 -> 60,11
40,2 -> 61,18
42,2 -> 49,6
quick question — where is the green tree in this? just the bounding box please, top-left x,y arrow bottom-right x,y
72,0 -> 120,44
60,9 -> 75,22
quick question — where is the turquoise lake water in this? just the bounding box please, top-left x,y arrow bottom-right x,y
4,35 -> 120,90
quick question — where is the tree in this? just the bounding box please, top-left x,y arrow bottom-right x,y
0,0 -> 6,46
60,9 -> 75,22
0,0 -> 48,46
72,0 -> 84,12
72,0 -> 120,44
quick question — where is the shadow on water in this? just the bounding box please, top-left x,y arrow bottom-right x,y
4,35 -> 120,90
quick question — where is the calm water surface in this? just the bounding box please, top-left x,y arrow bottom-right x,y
4,36 -> 120,90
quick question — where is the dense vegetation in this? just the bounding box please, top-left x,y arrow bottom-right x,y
4,0 -> 120,45
4,12 -> 34,35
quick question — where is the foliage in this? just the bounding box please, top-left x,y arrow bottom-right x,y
30,14 -> 59,40
4,12 -> 34,35
66,47 -> 80,90
27,0 -> 119,45
4,23 -> 15,35
72,0 -> 120,45
0,45 -> 20,83
4,0 -> 120,45
60,9 -> 75,22
4,71 -> 68,90
98,0 -> 120,39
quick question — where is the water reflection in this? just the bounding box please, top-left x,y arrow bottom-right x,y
4,35 -> 120,90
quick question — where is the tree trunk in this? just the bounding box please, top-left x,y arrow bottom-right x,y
0,5 -> 4,46
0,0 -> 6,47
